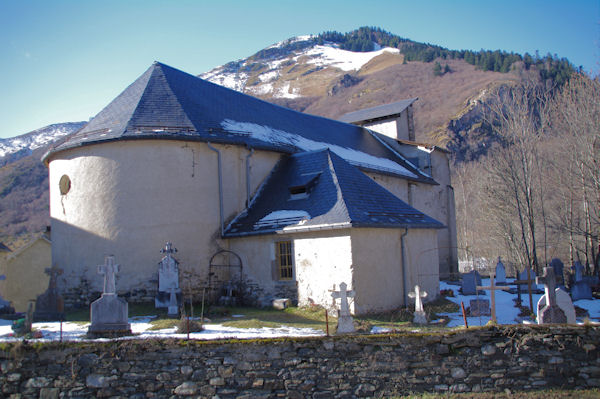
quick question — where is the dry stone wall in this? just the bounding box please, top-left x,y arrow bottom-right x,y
1,325 -> 599,398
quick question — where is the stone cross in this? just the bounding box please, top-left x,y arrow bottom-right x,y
330,282 -> 355,334
161,242 -> 177,255
45,265 -> 63,290
98,256 -> 120,295
408,285 -> 428,324
331,282 -> 354,317
536,267 -> 567,324
477,273 -> 510,323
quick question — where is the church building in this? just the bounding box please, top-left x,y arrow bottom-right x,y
43,62 -> 456,314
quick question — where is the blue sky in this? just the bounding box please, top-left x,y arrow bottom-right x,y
1,0 -> 598,139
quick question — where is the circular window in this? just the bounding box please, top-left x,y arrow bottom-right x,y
59,175 -> 71,195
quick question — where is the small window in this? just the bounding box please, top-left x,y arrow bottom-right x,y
276,241 -> 293,280
59,175 -> 71,195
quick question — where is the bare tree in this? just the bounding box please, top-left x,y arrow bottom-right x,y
480,81 -> 552,274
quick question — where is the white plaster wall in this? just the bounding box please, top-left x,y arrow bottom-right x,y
294,232 -> 353,311
228,230 -> 353,311
350,228 -> 439,314
365,151 -> 458,278
350,228 -> 403,314
47,140 -> 280,294
363,113 -> 409,141
363,120 -> 397,139
402,228 -> 440,302
364,172 -> 409,202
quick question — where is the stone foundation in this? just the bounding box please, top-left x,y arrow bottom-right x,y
0,325 -> 599,398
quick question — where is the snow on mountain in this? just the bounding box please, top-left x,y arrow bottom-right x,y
200,37 -> 399,99
0,122 -> 85,159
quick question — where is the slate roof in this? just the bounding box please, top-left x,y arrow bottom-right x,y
43,62 -> 432,182
224,149 -> 444,237
338,98 -> 418,124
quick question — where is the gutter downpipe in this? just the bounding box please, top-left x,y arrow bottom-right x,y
401,227 -> 409,306
207,143 -> 224,237
245,148 -> 254,207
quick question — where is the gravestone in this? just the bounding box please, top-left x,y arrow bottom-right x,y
468,299 -> 490,316
33,265 -> 65,321
495,257 -> 506,285
537,287 -> 576,324
155,242 -> 182,312
88,256 -> 131,336
550,258 -> 565,286
478,273 -> 510,323
571,261 -> 592,300
518,269 -> 538,291
330,282 -> 355,334
536,267 -> 567,324
461,271 -> 482,295
408,285 -> 428,324
0,275 -> 15,315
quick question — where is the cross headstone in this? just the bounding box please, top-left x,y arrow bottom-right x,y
330,282 -> 355,334
536,267 -> 567,324
408,285 -> 428,324
550,258 -> 565,286
477,273 -> 511,323
495,257 -> 506,285
33,265 -> 65,321
88,255 -> 131,336
537,287 -> 576,324
155,242 -> 181,309
168,287 -> 179,317
98,256 -> 119,294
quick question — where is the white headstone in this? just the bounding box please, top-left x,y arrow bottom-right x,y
408,285 -> 428,324
537,288 -> 576,324
98,256 -> 119,294
331,282 -> 355,334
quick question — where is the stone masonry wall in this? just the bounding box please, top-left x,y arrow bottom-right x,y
1,326 -> 599,398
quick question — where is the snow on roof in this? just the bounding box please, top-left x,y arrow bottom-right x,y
221,119 -> 417,178
254,210 -> 310,230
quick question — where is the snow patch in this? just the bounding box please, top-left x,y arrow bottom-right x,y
274,82 -> 301,99
221,119 -> 417,178
255,210 -> 310,229
301,45 -> 400,72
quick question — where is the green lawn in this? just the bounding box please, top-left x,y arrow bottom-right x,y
395,389 -> 600,398
63,297 -> 460,334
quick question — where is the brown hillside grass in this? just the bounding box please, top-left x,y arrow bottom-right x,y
303,58 -> 519,144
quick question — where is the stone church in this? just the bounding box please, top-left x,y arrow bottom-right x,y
43,62 -> 457,315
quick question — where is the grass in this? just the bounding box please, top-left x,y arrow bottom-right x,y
62,298 -> 463,334
394,388 -> 600,398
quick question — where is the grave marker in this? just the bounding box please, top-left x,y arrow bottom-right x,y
550,258 -> 565,286
33,265 -> 65,321
536,267 -> 567,324
155,242 -> 182,310
537,287 -> 576,324
408,285 -> 428,324
495,257 -> 506,285
570,261 -> 592,300
477,273 -> 511,323
330,282 -> 355,334
88,255 -> 131,336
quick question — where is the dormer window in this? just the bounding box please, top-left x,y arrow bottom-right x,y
288,172 -> 320,200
